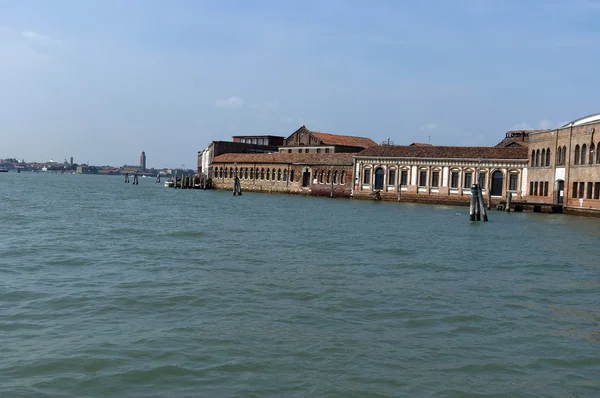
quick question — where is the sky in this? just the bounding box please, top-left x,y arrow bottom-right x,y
1,0 -> 600,168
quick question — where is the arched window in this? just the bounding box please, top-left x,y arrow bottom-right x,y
374,167 -> 385,190
341,170 -> 346,184
326,170 -> 331,184
557,147 -> 562,166
535,149 -> 540,167
491,170 -> 503,196
250,168 -> 254,180
277,169 -> 282,181
334,170 -> 338,184
531,150 -> 535,167
541,149 -> 546,167
260,168 -> 265,180
546,148 -> 550,166
320,171 -> 324,183
230,168 -> 234,178
574,145 -> 580,165
224,167 -> 228,178
581,144 -> 587,165
244,168 -> 249,179
283,169 -> 288,181
219,167 -> 223,178
590,144 -> 595,165
266,168 -> 270,180
290,170 -> 295,182
596,145 -> 600,164
563,146 -> 567,165
234,167 -> 238,178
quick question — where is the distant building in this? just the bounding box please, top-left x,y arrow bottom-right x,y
278,125 -> 377,154
140,151 -> 146,171
232,135 -> 284,146
70,157 -> 74,166
197,141 -> 279,180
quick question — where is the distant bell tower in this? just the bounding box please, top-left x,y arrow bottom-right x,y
140,151 -> 147,171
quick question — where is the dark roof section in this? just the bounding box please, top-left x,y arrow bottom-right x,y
409,142 -> 433,147
310,131 -> 377,148
356,145 -> 528,160
212,152 -> 354,165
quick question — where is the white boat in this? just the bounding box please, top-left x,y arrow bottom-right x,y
164,180 -> 175,187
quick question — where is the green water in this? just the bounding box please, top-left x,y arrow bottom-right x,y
1,173 -> 599,397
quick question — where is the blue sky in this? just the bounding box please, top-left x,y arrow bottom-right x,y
1,0 -> 600,168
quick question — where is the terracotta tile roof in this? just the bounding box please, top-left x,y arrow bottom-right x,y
409,142 -> 433,147
310,131 -> 377,148
356,145 -> 528,160
212,152 -> 353,165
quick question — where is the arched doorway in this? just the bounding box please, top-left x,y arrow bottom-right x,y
556,180 -> 564,204
374,167 -> 384,190
491,170 -> 503,196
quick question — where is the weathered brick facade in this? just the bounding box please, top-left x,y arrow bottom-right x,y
211,153 -> 354,197
527,115 -> 600,214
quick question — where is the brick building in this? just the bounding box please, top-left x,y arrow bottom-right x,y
526,113 -> 600,215
232,135 -> 284,146
211,153 -> 354,197
278,125 -> 377,154
198,140 -> 279,179
352,145 -> 528,205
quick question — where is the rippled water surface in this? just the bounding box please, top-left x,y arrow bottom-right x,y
1,173 -> 599,397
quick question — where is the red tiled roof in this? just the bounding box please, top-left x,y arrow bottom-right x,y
356,145 -> 528,160
310,131 -> 377,148
212,152 -> 353,165
409,142 -> 433,147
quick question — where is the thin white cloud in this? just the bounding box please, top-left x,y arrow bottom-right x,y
215,96 -> 244,109
22,30 -> 50,41
420,123 -> 437,131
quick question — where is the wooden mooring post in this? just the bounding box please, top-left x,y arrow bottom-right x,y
505,192 -> 512,212
470,184 -> 488,222
124,173 -> 129,183
233,176 -> 242,196
133,173 -> 139,185
156,173 -> 161,183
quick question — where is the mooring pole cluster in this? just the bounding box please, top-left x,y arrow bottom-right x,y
469,184 -> 488,222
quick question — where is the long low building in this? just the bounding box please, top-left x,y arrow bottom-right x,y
211,153 -> 354,197
352,145 -> 529,205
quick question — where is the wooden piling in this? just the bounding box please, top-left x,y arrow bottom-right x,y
233,176 -> 242,196
469,184 -> 477,221
124,173 -> 129,183
505,192 -> 512,213
330,180 -> 334,198
477,185 -> 489,221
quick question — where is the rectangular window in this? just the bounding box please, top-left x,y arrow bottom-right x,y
573,182 -> 578,198
534,181 -> 538,196
325,148 -> 330,153
478,172 -> 486,189
529,181 -> 534,196
298,149 -> 302,153
431,171 -> 440,188
400,170 -> 408,186
579,182 -> 585,198
363,169 -> 370,185
316,148 -> 321,153
419,170 -> 427,187
305,148 -> 309,153
595,182 -> 600,200
544,181 -> 549,196
388,169 -> 396,186
509,174 -> 518,191
451,172 -> 459,188
463,172 -> 472,188
288,149 -> 292,153
587,182 -> 593,199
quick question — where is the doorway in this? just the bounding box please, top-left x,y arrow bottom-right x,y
491,170 -> 503,196
556,180 -> 564,204
302,171 -> 310,187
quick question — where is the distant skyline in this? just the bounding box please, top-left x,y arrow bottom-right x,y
2,0 -> 600,168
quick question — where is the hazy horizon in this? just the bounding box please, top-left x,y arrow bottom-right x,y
2,0 -> 600,168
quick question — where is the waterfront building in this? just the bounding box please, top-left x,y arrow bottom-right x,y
525,113 -> 600,215
211,153 -> 354,197
140,151 -> 147,171
278,125 -> 377,154
351,145 -> 528,205
197,140 -> 279,180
